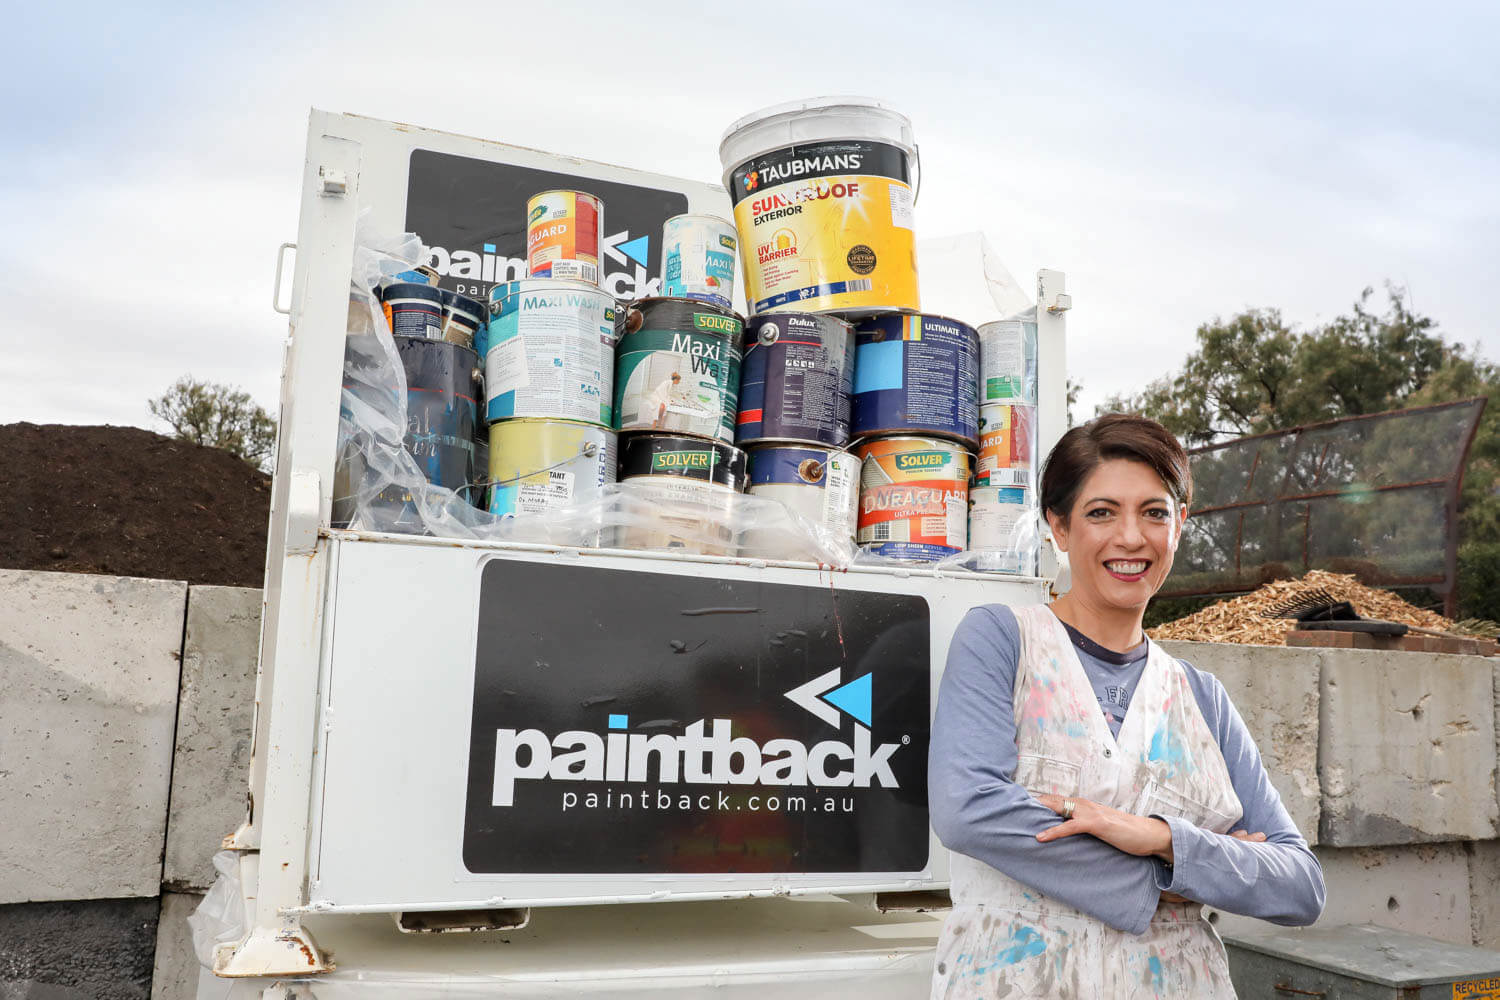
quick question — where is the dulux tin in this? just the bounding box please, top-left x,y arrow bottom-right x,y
969,485 -> 1038,575
614,434 -> 748,556
851,312 -> 979,448
614,297 -> 743,443
662,214 -> 737,310
978,317 -> 1039,405
974,404 -> 1035,489
855,436 -> 971,561
737,312 -> 855,448
744,445 -> 859,560
526,190 -> 603,285
485,278 -> 616,427
486,419 -> 617,519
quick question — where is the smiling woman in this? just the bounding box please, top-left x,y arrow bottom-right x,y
928,414 -> 1325,999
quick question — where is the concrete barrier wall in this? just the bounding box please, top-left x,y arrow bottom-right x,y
2,568 -> 1498,999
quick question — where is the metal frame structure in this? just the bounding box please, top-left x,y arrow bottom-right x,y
213,110 -> 1070,994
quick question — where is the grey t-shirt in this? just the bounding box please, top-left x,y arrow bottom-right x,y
928,604 -> 1325,934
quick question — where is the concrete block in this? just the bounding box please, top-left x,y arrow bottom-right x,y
163,587 -> 260,891
1318,649 -> 1499,846
0,570 -> 186,904
150,892 -> 204,1000
1470,840 -> 1500,950
0,895 -> 159,999
1161,641 -> 1321,845
1206,842 -> 1474,947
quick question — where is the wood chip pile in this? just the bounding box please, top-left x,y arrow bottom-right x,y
1148,570 -> 1454,646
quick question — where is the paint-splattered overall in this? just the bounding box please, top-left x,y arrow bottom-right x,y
932,605 -> 1243,998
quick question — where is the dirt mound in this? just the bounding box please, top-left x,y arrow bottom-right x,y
2,423 -> 270,587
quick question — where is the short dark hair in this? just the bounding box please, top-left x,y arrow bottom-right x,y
1040,414 -> 1193,520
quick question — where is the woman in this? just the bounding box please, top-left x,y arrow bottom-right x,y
929,414 -> 1324,998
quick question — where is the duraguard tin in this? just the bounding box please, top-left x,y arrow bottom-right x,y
745,445 -> 859,559
614,297 -> 743,443
855,436 -> 970,561
526,190 -> 602,285
485,278 -> 616,427
974,404 -> 1035,489
737,312 -> 854,448
662,214 -> 737,309
851,312 -> 979,448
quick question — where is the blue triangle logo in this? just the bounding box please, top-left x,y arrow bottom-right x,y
618,234 -> 650,266
821,672 -> 872,728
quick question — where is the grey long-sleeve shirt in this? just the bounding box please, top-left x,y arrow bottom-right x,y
929,604 -> 1325,935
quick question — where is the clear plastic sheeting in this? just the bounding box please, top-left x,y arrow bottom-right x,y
187,851 -> 249,970
334,223 -> 1040,576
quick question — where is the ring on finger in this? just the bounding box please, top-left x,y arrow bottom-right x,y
1062,798 -> 1076,820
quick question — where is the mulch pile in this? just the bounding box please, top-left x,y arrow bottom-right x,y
1148,569 -> 1454,645
2,423 -> 270,587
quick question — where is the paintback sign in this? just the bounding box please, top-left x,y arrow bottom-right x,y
462,560 -> 931,876
405,149 -> 691,304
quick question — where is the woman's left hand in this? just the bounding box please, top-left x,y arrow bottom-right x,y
1035,794 -> 1174,863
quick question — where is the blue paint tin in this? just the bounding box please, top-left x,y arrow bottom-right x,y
851,312 -> 979,448
737,312 -> 855,448
744,445 -> 860,559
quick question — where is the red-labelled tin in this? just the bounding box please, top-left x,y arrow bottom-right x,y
526,190 -> 603,285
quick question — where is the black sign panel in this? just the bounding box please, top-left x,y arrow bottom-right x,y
463,560 -> 930,875
404,149 -> 690,303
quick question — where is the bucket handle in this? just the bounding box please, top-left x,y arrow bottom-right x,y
481,439 -> 603,489
911,143 -> 922,205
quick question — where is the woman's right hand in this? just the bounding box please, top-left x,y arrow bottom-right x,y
1159,830 -> 1266,905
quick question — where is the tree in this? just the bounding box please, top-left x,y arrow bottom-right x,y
149,377 -> 277,472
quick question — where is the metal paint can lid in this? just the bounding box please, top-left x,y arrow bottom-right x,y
381,282 -> 443,304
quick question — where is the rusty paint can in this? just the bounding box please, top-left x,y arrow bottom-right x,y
855,436 -> 971,561
851,312 -> 979,448
736,312 -> 855,448
614,297 -> 743,443
614,434 -> 747,556
486,419 -> 617,519
974,404 -> 1035,489
526,190 -> 603,285
744,445 -> 859,559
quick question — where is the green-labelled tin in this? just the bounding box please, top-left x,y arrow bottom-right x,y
619,434 -> 748,490
614,296 -> 743,443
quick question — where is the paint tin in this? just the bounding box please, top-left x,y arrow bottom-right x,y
737,312 -> 855,448
485,278 -> 616,427
614,435 -> 748,556
855,436 -> 971,561
381,282 -> 444,340
526,190 -> 602,285
851,312 -> 980,447
614,297 -> 743,443
387,264 -> 441,287
438,289 -> 487,349
486,419 -> 617,519
379,336 -> 483,517
969,485 -> 1037,575
974,404 -> 1035,489
744,445 -> 859,559
978,318 -> 1038,405
662,214 -> 738,309
719,97 -> 919,315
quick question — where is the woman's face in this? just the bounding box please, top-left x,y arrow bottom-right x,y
1047,458 -> 1186,613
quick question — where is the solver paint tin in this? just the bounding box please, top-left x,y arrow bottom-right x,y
438,289 -> 487,350
719,97 -> 920,316
855,436 -> 971,561
662,214 -> 737,309
974,404 -> 1035,489
851,312 -> 980,447
381,282 -> 444,340
737,312 -> 854,448
978,318 -> 1038,405
614,435 -> 748,556
485,278 -> 616,427
486,419 -> 617,519
526,190 -> 603,284
614,297 -> 743,443
969,485 -> 1037,575
744,445 -> 859,559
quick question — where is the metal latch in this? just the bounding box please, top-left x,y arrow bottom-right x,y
1047,292 -> 1073,314
318,166 -> 348,197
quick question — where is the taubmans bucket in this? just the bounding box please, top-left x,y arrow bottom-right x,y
526,190 -> 602,285
614,434 -> 748,556
381,282 -> 444,340
614,297 -> 743,443
855,436 -> 970,561
978,317 -> 1038,405
737,312 -> 854,449
485,278 -> 616,427
719,97 -> 920,316
851,312 -> 979,447
974,404 -> 1035,489
744,445 -> 859,560
969,485 -> 1037,575
662,214 -> 738,309
486,419 -> 617,519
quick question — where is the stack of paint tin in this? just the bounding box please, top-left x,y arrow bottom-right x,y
972,316 -> 1040,573
481,191 -> 619,531
613,216 -> 750,555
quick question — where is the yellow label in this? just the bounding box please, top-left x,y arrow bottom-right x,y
1455,977 -> 1500,999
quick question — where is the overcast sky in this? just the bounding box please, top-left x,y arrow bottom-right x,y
4,1 -> 1496,430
